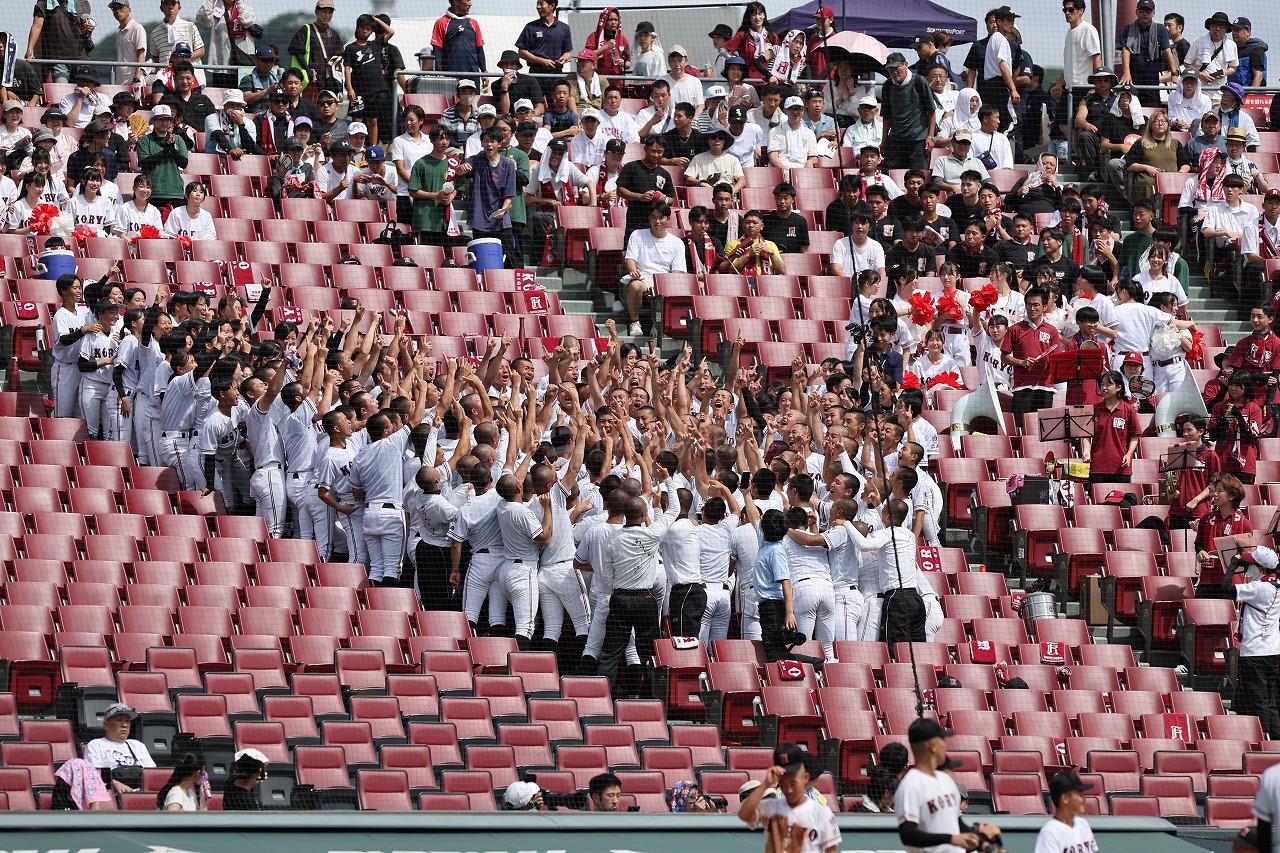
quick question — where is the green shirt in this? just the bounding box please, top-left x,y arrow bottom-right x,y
503,146 -> 530,225
1117,230 -> 1154,279
408,154 -> 453,235
135,132 -> 189,201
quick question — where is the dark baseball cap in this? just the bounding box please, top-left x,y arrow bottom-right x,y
1232,16 -> 1252,29
515,121 -> 538,135
885,52 -> 908,69
256,44 -> 278,61
604,138 -> 626,155
1048,770 -> 1094,801
773,742 -> 818,773
907,717 -> 953,744
1135,0 -> 1155,8
635,20 -> 656,35
728,105 -> 748,122
547,138 -> 567,152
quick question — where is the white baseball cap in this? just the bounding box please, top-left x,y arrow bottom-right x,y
783,96 -> 805,110
150,104 -> 173,120
234,748 -> 270,765
456,79 -> 478,91
581,108 -> 601,121
513,98 -> 534,113
503,780 -> 541,809
477,104 -> 497,117
347,121 -> 369,136
1253,546 -> 1279,570
705,85 -> 728,99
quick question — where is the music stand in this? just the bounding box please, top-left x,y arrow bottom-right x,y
1047,348 -> 1108,386
1038,405 -> 1096,444
1162,442 -> 1206,477
1212,532 -> 1258,584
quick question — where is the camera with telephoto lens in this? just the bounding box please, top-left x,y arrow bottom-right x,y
780,627 -> 807,647
844,321 -> 870,343
523,773 -> 590,811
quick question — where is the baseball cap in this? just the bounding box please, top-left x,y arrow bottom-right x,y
911,32 -> 932,49
270,88 -> 290,102
885,52 -> 907,69
576,49 -> 597,62
347,121 -> 369,136
329,140 -> 353,156
907,717 -> 953,743
728,105 -> 748,122
1250,546 -> 1280,570
547,139 -> 568,152
581,108 -> 602,122
1232,16 -> 1252,29
604,138 -> 626,155
1048,770 -> 1094,802
635,20 -> 656,35
516,121 -> 538,135
314,0 -> 335,9
108,0 -> 130,6
41,106 -> 66,122
92,103 -> 112,117
503,780 -> 540,809
705,85 -> 728,99
783,96 -> 804,110
1265,188 -> 1280,201
318,89 -> 340,103
172,42 -> 193,58
1122,352 -> 1144,366
816,5 -> 835,18
234,748 -> 270,766
858,95 -> 878,107
668,45 -> 688,58
513,98 -> 534,113
294,116 -> 313,128
1135,0 -> 1155,8
150,104 -> 173,120
952,129 -> 973,142
366,145 -> 385,161
456,79 -> 478,91
256,44 -> 278,61
476,104 -> 498,117
738,779 -> 763,798
103,702 -> 137,721
284,136 -> 304,150
994,5 -> 1019,18
773,742 -> 818,773
3,99 -> 22,112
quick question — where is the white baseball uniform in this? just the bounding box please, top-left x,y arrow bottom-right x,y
349,425 -> 412,583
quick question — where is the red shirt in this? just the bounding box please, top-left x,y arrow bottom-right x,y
725,30 -> 779,79
1001,319 -> 1061,391
1226,332 -> 1280,404
1195,507 -> 1253,557
1210,399 -> 1265,475
1171,443 -> 1221,518
1090,399 -> 1141,477
1063,333 -> 1112,406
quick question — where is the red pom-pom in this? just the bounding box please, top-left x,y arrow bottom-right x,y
908,291 -> 936,326
926,370 -> 963,390
968,283 -> 1000,312
937,289 -> 963,322
71,225 -> 97,244
28,203 -> 60,236
902,371 -> 921,390
177,234 -> 192,251
1188,330 -> 1206,363
140,225 -> 161,240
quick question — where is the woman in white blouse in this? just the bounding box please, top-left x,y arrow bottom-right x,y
156,750 -> 209,812
164,181 -> 218,241
910,329 -> 962,395
0,101 -> 32,159
119,175 -> 164,238
67,167 -> 120,238
4,171 -> 47,233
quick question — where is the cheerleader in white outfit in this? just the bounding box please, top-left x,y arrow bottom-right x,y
67,167 -> 120,238
4,172 -> 48,233
935,262 -> 972,365
163,182 -> 218,241
909,330 -> 962,402
119,175 -> 164,238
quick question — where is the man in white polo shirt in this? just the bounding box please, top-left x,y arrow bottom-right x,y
660,45 -> 705,116
621,201 -> 686,336
768,96 -> 818,170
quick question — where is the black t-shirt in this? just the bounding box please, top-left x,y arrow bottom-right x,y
945,245 -> 998,279
885,242 -> 936,277
1098,112 -> 1141,145
947,199 -> 983,235
500,73 -> 544,110
1026,254 -> 1082,298
824,199 -> 858,236
888,195 -> 924,221
161,91 -> 217,134
921,214 -> 957,247
662,128 -> 705,163
617,160 -> 674,237
222,785 -> 262,810
762,211 -> 810,254
380,41 -> 405,83
32,1 -> 87,61
707,213 -> 738,248
343,41 -> 389,97
994,238 -> 1041,273
868,214 -> 901,248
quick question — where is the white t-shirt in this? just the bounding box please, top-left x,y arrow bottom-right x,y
729,122 -> 766,169
390,131 -> 433,195
316,161 -> 357,200
118,202 -> 164,237
624,228 -> 687,278
163,785 -> 200,811
1063,22 -> 1102,89
598,110 -> 640,143
1112,300 -> 1171,354
768,123 -> 817,168
1186,34 -> 1239,88
831,236 -> 885,276
751,795 -> 842,853
83,737 -> 157,770
971,129 -> 1013,169
895,768 -> 965,853
661,74 -> 705,109
67,193 -> 119,237
1253,763 -> 1280,847
164,206 -> 217,240
983,31 -> 1012,81
1236,577 -> 1280,658
1034,816 -> 1098,853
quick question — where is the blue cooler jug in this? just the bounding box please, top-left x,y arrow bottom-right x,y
466,237 -> 505,273
36,248 -> 77,281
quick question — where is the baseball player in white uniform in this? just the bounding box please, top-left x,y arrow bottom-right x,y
198,378 -> 252,513
1254,760 -> 1280,852
738,750 -> 842,853
51,275 -> 93,418
450,463 -> 507,630
693,481 -> 740,643
782,507 -> 838,659
314,407 -> 361,563
730,516 -> 762,641
896,718 -> 1001,853
661,487 -> 705,638
155,350 -> 215,491
76,301 -> 121,440
1223,545 -> 1280,739
349,375 -> 430,585
577,487 -> 640,670
1035,771 -> 1098,853
532,407 -> 591,651
111,308 -> 145,452
495,472 -> 553,648
241,362 -> 290,538
788,497 -> 867,642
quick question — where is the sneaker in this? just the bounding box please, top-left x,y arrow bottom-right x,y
628,321 -> 642,336
612,298 -> 625,313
